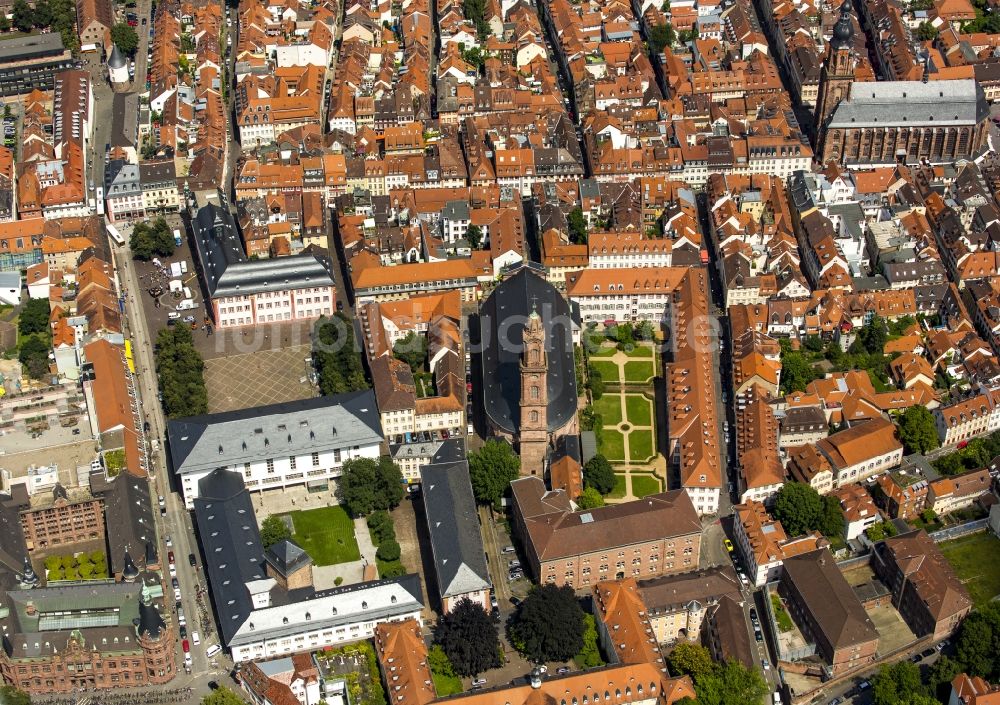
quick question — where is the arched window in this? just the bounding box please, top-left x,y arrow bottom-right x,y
531,386 -> 539,399
530,411 -> 539,423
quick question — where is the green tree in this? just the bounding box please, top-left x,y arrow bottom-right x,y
0,12 -> 11,31
576,487 -> 605,509
509,584 -> 585,663
393,331 -> 427,372
872,661 -> 934,705
434,598 -> 502,677
647,23 -> 676,53
259,515 -> 291,550
468,439 -> 520,504
635,320 -> 655,341
568,207 -> 588,244
337,457 -> 405,516
587,366 -> 604,400
314,314 -> 370,395
376,539 -> 401,562
898,406 -> 940,455
202,686 -> 247,705
11,0 -> 32,33
18,298 -> 51,336
927,656 -> 963,702
367,510 -> 395,544
467,224 -> 483,249
155,325 -> 208,417
0,685 -> 32,705
44,555 -> 61,571
772,482 -> 824,537
613,323 -> 635,350
583,454 -> 615,495
780,350 -> 820,394
916,21 -> 938,40
78,562 -> 95,579
920,508 -> 937,524
130,218 -> 176,260
574,613 -> 604,669
819,495 -> 845,537
692,660 -> 769,705
18,335 -> 51,379
857,315 -> 888,355
46,568 -> 63,581
667,643 -> 714,680
32,0 -> 51,28
111,22 -> 140,56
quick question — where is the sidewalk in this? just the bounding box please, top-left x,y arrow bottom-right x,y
355,517 -> 377,566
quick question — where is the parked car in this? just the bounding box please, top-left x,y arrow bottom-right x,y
556,667 -> 570,675
189,553 -> 198,568
502,545 -> 515,554
182,639 -> 190,653
472,678 -> 487,687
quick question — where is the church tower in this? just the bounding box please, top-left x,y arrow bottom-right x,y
519,307 -> 549,475
815,0 -> 858,151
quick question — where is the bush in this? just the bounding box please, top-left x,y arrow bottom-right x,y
376,539 -> 401,562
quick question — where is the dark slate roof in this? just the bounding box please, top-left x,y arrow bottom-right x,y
94,474 -> 156,577
828,80 -> 988,129
420,461 -> 491,601
264,539 -> 312,578
138,596 -> 166,639
479,266 -> 578,435
167,390 -> 382,478
0,32 -> 64,60
193,469 -> 267,646
781,548 -> 878,651
189,193 -> 336,299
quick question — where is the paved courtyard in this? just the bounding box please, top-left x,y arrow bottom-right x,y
203,344 -> 317,413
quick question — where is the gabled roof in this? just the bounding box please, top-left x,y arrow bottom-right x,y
420,461 -> 491,601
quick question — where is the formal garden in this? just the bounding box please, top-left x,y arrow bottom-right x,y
282,506 -> 360,566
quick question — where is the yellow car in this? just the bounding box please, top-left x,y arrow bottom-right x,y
724,539 -> 734,552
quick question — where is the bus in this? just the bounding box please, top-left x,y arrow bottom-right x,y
124,340 -> 135,374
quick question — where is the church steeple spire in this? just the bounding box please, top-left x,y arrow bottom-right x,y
519,308 -> 549,475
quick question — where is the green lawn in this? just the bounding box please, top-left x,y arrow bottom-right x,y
630,345 -> 654,358
599,429 -> 626,460
287,506 -> 360,566
607,473 -> 628,499
590,360 -> 620,383
623,361 -> 655,383
624,394 -> 653,426
591,345 -> 619,358
432,673 -> 463,697
594,393 -> 623,426
628,430 -> 655,462
940,532 -> 1000,607
630,474 -> 662,498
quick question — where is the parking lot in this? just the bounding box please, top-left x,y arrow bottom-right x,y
124,214 -> 210,350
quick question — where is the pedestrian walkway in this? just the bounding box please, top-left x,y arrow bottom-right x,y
354,517 -> 377,567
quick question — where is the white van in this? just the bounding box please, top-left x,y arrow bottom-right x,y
192,631 -> 201,646
205,644 -> 222,658
176,299 -> 197,310
183,286 -> 192,300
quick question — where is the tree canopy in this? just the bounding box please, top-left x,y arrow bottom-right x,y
509,584 -> 585,663
576,487 -> 605,509
0,685 -> 32,705
898,406 -> 940,455
773,482 -> 833,537
259,515 -> 291,550
434,598 -> 502,677
130,218 -> 176,261
314,313 -> 370,395
573,614 -> 604,669
583,455 -> 615,495
155,325 -> 208,417
691,659 -> 769,705
393,331 -> 427,372
568,207 -> 588,244
467,224 -> 483,249
468,439 -> 520,504
11,0 -> 32,32
648,23 -> 676,53
202,687 -> 247,705
111,22 -> 139,56
337,457 -> 405,517
18,298 -> 51,336
872,661 -> 938,705
667,643 -> 715,680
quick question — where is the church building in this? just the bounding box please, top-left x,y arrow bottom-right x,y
479,266 -> 578,475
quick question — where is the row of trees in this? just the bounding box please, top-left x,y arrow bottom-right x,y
314,313 -> 370,396
933,429 -> 1000,476
155,325 -> 208,418
432,585 -> 601,678
131,218 -> 176,261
